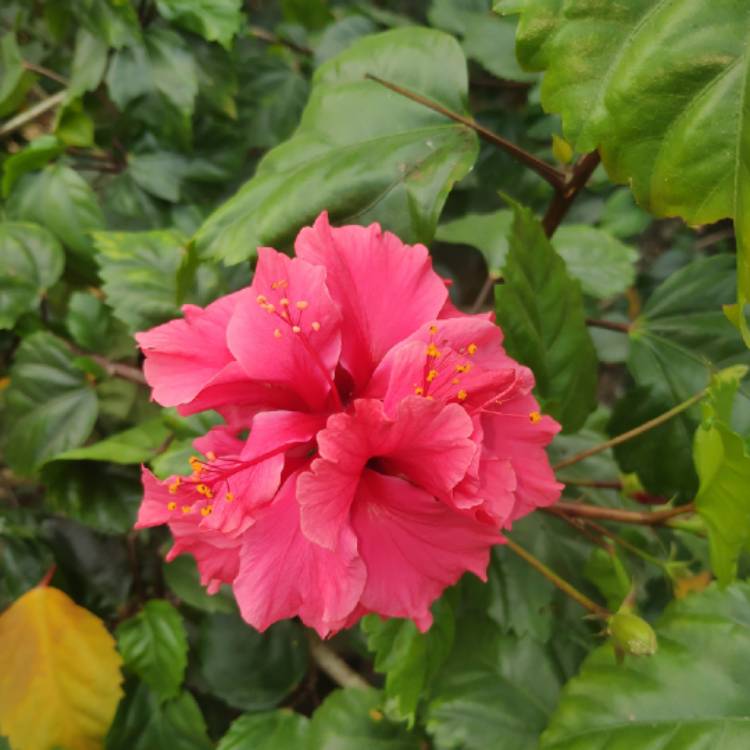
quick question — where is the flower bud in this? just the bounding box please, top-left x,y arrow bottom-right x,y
608,610 -> 657,657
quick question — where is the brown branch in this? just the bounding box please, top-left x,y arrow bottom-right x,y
542,151 -> 601,236
0,90 -> 67,139
549,501 -> 695,526
470,274 -> 501,314
586,318 -> 631,333
553,387 -> 706,471
69,344 -> 147,386
22,60 -> 68,87
365,73 -> 567,191
559,478 -> 622,490
248,25 -> 312,55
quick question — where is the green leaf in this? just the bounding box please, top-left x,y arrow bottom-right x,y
436,209 -> 513,276
313,16 -> 378,67
128,151 -> 186,202
2,136 -> 64,198
583,548 -> 631,612
93,229 -> 188,331
694,368 -> 750,585
0,33 -> 34,117
362,595 -> 455,725
3,332 -> 98,475
116,600 -> 188,700
308,688 -> 421,750
540,583 -> 750,749
195,27 -> 478,263
499,0 -> 750,342
217,711 -> 310,750
7,164 -> 105,259
76,0 -> 141,49
52,419 -> 171,464
0,222 -> 64,329
55,99 -> 95,147
107,683 -> 211,750
494,202 -> 597,432
155,0 -> 244,50
198,613 -> 307,711
69,28 -> 109,97
163,555 -> 235,614
65,291 -> 112,351
430,0 -> 536,83
552,225 -> 637,299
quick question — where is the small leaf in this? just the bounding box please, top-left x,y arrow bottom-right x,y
0,221 -> 64,329
3,332 -> 98,475
195,27 -> 478,263
1,135 -> 64,198
198,613 -> 308,711
117,600 -> 188,700
69,28 -> 109,97
155,0 -> 244,50
217,711 -> 310,750
494,201 -> 597,432
436,209 -> 513,276
7,164 -> 105,259
308,688 -> 421,750
0,586 -> 123,750
163,555 -> 235,614
93,228 -> 188,331
0,33 -> 34,117
65,291 -> 113,351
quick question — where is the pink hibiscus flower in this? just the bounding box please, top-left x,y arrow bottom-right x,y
135,212 -> 562,636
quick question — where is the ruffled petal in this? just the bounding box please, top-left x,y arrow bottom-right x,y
227,247 -> 342,412
352,470 -> 501,630
234,472 -> 366,637
295,212 -> 447,390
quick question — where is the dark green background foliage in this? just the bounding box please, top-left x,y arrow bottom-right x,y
2,0 -> 750,748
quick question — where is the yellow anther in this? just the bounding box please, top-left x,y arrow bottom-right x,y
529,410 -> 542,424
280,310 -> 289,320
168,478 -> 181,494
273,328 -> 282,338
414,386 -> 424,396
181,505 -> 193,514
426,369 -> 438,382
188,456 -> 203,475
429,325 -> 438,334
167,501 -> 177,511
451,377 -> 460,384
467,343 -> 478,355
200,505 -> 213,516
295,300 -> 309,310
271,279 -> 288,290
426,343 -> 441,358
256,294 -> 267,304
311,321 -> 321,331
265,303 -> 276,313
455,363 -> 472,374
292,325 -> 301,334
206,451 -> 216,461
280,298 -> 290,306
225,492 -> 235,502
197,483 -> 213,498
457,389 -> 468,401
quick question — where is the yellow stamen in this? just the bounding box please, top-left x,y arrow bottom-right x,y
295,300 -> 309,310
181,505 -> 193,514
206,451 -> 216,461
429,325 -> 438,334
168,478 -> 181,494
167,501 -> 177,511
271,279 -> 288,290
414,386 -> 424,396
426,343 -> 441,358
256,294 -> 267,304
225,492 -> 235,502
457,389 -> 468,401
280,298 -> 290,306
529,410 -> 542,424
188,456 -> 203,475
197,483 -> 213,498
467,343 -> 478,355
311,321 -> 321,331
426,369 -> 438,382
200,505 -> 213,516
292,325 -> 301,334
273,328 -> 282,338
451,377 -> 460,384
265,303 -> 275,313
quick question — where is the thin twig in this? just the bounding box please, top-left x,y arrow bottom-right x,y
504,536 -> 610,618
0,90 -> 66,138
307,633 -> 371,690
559,478 -> 622,490
553,387 -> 706,471
365,73 -> 567,191
586,318 -> 631,333
249,25 -> 313,55
470,274 -> 499,314
22,60 -> 68,86
69,344 -> 147,385
550,501 -> 695,526
542,151 -> 601,236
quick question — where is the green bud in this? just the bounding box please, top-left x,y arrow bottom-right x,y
608,611 -> 657,657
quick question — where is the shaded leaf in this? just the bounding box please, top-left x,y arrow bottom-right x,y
0,33 -> 34,117
163,555 -> 235,614
69,28 -> 109,97
2,135 -> 64,198
155,0 -> 244,49
217,711 -> 310,750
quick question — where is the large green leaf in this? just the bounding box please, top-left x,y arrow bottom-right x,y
116,600 -> 188,700
694,367 -> 750,586
1,136 -> 64,198
198,613 -> 307,711
308,688 -> 421,750
68,28 -> 109,98
7,165 -> 105,259
494,202 -> 597,432
497,0 -> 750,343
3,333 -> 98,475
155,0 -> 243,50
0,222 -> 64,329
195,27 -> 479,263
217,711 -> 310,750
93,229 -> 189,332
540,583 -> 750,749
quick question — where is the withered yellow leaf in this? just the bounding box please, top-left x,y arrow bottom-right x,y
0,586 -> 123,750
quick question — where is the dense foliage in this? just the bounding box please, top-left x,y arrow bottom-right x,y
1,1 -> 750,748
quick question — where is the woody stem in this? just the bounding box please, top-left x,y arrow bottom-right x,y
306,632 -> 371,689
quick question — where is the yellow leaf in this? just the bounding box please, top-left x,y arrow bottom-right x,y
0,586 -> 123,750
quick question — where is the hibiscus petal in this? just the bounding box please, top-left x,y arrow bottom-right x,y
227,247 -> 342,412
352,470 -> 501,630
295,212 -> 447,390
234,472 -> 366,637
